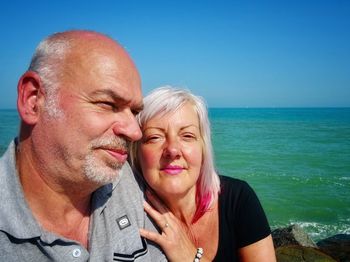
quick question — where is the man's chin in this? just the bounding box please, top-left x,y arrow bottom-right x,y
86,168 -> 120,186
83,157 -> 123,185
84,165 -> 121,186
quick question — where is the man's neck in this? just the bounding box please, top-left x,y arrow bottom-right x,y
16,143 -> 93,248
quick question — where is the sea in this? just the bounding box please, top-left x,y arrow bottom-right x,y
1,108 -> 349,241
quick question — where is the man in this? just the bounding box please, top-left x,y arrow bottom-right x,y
0,30 -> 165,261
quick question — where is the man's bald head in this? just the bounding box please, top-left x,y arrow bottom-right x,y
27,30 -> 139,118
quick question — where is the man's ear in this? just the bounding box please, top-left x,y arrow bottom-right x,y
17,71 -> 44,125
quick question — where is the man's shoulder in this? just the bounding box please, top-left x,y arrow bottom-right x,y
0,231 -> 51,262
89,163 -> 166,262
0,140 -> 18,196
92,162 -> 144,216
112,162 -> 143,196
0,140 -> 16,172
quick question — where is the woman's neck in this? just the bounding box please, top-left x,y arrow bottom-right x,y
161,190 -> 197,225
159,189 -> 220,260
168,198 -> 220,259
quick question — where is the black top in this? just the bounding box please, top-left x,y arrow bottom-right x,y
213,176 -> 271,261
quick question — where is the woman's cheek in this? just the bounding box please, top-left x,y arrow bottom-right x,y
140,146 -> 160,170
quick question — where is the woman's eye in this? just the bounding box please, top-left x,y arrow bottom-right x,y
145,135 -> 162,143
182,133 -> 196,141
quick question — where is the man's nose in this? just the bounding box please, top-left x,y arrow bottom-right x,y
111,110 -> 142,142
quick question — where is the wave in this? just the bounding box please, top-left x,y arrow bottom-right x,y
271,220 -> 350,242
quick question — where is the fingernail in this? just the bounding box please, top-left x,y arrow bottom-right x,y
143,201 -> 151,208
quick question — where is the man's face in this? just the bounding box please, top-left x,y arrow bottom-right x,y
35,44 -> 143,186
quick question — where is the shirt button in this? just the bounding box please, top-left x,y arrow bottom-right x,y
72,248 -> 82,258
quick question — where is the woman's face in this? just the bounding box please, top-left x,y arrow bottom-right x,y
138,102 -> 203,200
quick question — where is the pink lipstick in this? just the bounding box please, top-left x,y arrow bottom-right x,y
161,165 -> 183,175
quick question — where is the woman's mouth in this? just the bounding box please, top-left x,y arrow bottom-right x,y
161,165 -> 184,175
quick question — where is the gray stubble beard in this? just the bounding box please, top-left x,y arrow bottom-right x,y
43,93 -> 129,186
82,136 -> 129,185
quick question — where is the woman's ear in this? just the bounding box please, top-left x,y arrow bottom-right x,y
17,71 -> 44,125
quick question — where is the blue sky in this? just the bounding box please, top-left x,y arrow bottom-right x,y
0,0 -> 349,108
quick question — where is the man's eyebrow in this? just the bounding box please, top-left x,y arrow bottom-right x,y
91,89 -> 144,112
91,89 -> 125,101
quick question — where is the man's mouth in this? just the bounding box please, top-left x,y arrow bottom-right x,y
91,136 -> 129,164
102,147 -> 128,163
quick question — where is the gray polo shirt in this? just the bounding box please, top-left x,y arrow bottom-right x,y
0,140 -> 166,261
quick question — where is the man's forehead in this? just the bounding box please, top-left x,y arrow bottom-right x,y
62,53 -> 141,93
56,33 -> 143,107
90,88 -> 143,108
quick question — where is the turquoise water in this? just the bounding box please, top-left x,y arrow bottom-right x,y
1,108 -> 349,241
210,108 -> 350,241
0,109 -> 19,154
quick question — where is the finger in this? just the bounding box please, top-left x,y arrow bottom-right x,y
145,197 -> 180,226
139,228 -> 166,247
143,201 -> 167,226
143,201 -> 161,219
143,201 -> 170,231
145,190 -> 169,214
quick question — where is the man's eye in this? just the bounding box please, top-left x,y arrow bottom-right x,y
131,109 -> 141,116
96,102 -> 118,111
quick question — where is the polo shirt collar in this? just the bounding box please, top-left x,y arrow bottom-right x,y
0,139 -> 123,242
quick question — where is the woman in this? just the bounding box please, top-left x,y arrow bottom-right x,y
130,86 -> 276,261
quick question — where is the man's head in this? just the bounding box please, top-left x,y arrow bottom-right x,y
17,30 -> 143,188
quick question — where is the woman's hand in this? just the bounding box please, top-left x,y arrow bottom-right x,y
140,191 -> 200,262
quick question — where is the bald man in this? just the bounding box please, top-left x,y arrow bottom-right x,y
0,30 -> 165,261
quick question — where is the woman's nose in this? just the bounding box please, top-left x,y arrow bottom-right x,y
162,139 -> 181,159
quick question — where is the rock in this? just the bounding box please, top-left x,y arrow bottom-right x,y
317,234 -> 350,262
272,224 -> 317,248
276,245 -> 337,262
271,225 -> 349,261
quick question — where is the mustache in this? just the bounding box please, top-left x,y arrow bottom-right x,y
90,136 -> 129,151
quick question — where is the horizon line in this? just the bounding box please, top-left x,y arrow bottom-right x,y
1,106 -> 350,111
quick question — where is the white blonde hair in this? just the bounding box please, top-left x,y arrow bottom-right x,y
130,86 -> 220,221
